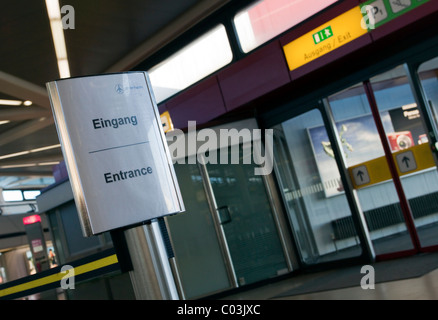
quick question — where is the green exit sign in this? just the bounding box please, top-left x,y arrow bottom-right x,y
313,26 -> 333,44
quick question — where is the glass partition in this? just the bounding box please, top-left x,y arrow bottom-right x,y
327,79 -> 415,255
328,83 -> 413,255
370,65 -> 438,249
325,64 -> 438,255
272,109 -> 362,264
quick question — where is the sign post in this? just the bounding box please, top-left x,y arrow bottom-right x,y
47,72 -> 185,299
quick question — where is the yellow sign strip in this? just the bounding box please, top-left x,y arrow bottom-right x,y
283,6 -> 368,71
349,144 -> 436,189
0,254 -> 118,298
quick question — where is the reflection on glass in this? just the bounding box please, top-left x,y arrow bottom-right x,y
371,65 -> 426,153
272,109 -> 362,265
329,80 -> 414,255
328,67 -> 434,255
167,161 -> 231,299
371,65 -> 438,248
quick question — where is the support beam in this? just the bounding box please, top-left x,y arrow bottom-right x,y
0,154 -> 63,167
0,117 -> 55,147
0,71 -> 50,109
0,170 -> 53,177
0,106 -> 51,121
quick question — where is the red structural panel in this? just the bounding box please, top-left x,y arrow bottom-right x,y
217,41 -> 291,111
165,76 -> 226,129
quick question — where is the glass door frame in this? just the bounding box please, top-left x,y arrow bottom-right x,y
319,100 -> 376,262
362,76 -> 422,259
261,40 -> 438,265
405,60 -> 438,253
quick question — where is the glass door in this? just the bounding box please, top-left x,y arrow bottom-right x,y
417,56 -> 438,248
166,122 -> 293,297
326,64 -> 438,258
271,109 -> 370,265
203,144 -> 291,286
166,159 -> 233,299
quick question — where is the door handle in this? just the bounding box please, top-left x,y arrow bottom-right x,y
217,206 -> 232,224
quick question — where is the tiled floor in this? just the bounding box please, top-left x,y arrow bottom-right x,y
222,264 -> 438,300
222,224 -> 438,300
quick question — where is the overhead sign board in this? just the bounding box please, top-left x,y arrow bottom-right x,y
283,6 -> 368,71
283,0 -> 430,71
47,72 -> 184,236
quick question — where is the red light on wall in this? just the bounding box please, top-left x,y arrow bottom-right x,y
23,215 -> 41,225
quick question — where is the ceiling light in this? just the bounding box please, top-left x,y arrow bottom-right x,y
0,99 -> 34,106
0,164 -> 34,169
0,151 -> 31,161
30,144 -> 61,153
45,0 -> 62,19
57,58 -> 71,79
0,161 -> 60,169
45,0 -> 71,78
0,99 -> 23,106
0,121 -> 10,125
0,144 -> 61,160
37,161 -> 60,166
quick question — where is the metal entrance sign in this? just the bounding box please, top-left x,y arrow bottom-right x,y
47,72 -> 184,236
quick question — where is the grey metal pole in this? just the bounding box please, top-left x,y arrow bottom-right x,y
124,220 -> 179,300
